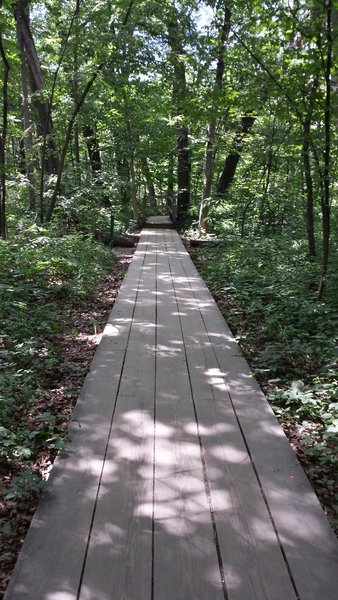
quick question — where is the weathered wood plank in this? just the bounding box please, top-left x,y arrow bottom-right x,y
166,232 -> 297,600
168,229 -> 338,600
153,231 -> 225,599
77,233 -> 157,600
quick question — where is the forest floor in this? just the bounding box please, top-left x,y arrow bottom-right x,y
0,246 -> 135,599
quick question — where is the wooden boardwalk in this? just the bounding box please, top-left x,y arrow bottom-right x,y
5,228 -> 338,600
145,215 -> 175,228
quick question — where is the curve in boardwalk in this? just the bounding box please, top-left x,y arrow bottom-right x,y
5,228 -> 338,600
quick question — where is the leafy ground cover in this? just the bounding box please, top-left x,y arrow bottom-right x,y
0,227 -> 135,597
188,236 -> 338,535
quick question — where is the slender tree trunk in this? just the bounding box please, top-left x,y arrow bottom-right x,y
116,154 -> 130,205
17,24 -> 36,210
217,115 -> 256,196
141,156 -> 156,208
259,122 -> 276,226
83,125 -> 102,177
176,127 -> 190,223
72,41 -> 81,182
129,151 -> 138,220
167,150 -> 176,223
14,0 -> 58,176
240,197 -> 254,237
168,9 -> 190,225
317,1 -> 333,300
199,5 -> 231,234
74,124 -> 80,163
302,120 -> 316,257
124,117 -> 138,220
0,22 -> 10,239
301,77 -> 318,258
45,67 -> 101,221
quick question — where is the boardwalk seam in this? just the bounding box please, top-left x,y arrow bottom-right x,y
172,232 -> 300,600
151,230 -> 159,600
76,237 -> 149,600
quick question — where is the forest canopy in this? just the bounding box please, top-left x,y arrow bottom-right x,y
0,1 -> 336,253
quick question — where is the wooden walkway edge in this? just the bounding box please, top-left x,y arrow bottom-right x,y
5,228 -> 338,600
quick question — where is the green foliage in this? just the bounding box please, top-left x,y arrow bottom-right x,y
0,226 -> 115,475
4,471 -> 45,502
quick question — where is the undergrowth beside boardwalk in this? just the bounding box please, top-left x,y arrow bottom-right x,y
189,236 -> 338,534
0,226 -> 129,596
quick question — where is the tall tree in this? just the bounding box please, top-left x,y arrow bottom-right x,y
317,0 -> 333,300
14,0 -> 58,176
217,115 -> 256,195
302,78 -> 318,257
168,5 -> 190,225
0,7 -> 10,239
198,3 -> 231,234
16,18 -> 36,211
83,125 -> 102,178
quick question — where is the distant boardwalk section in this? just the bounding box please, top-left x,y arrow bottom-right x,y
145,215 -> 175,228
5,227 -> 338,600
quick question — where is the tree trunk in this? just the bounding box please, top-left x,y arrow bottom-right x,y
0,23 -> 10,239
141,156 -> 156,209
317,1 -> 333,300
74,123 -> 81,185
176,126 -> 190,224
217,115 -> 256,196
167,150 -> 176,223
199,6 -> 231,234
83,125 -> 102,177
14,0 -> 58,176
302,120 -> 316,257
45,67 -> 101,221
72,41 -> 81,182
116,154 -> 130,205
17,22 -> 36,210
301,77 -> 318,258
168,9 -> 190,225
129,151 -> 138,220
125,118 -> 138,220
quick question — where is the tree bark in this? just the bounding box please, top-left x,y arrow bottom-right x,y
302,79 -> 318,258
168,8 -> 190,225
14,0 -> 58,176
83,125 -> 102,177
116,154 -> 130,205
74,123 -> 80,164
176,127 -> 190,223
45,67 -> 102,221
317,0 -> 333,300
125,118 -> 138,220
199,5 -> 231,234
141,156 -> 156,208
16,20 -> 36,210
217,115 -> 256,196
0,21 -> 10,239
166,150 -> 176,223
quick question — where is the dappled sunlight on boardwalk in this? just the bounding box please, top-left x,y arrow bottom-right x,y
5,228 -> 338,600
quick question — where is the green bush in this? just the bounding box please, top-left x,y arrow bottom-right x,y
0,227 -> 116,473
